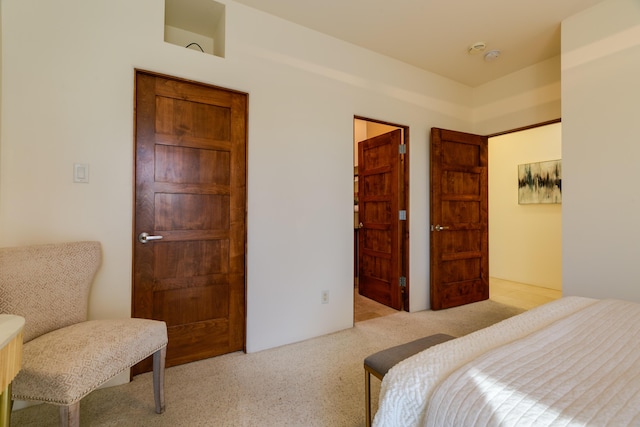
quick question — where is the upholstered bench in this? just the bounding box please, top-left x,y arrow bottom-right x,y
364,333 -> 456,427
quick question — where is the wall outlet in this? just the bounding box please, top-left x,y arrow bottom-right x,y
321,290 -> 330,304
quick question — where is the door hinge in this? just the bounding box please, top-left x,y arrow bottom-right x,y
399,210 -> 406,220
398,144 -> 406,154
399,276 -> 406,287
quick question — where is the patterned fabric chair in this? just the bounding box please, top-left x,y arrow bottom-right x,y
0,241 -> 168,427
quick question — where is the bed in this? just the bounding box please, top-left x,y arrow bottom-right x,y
373,296 -> 640,426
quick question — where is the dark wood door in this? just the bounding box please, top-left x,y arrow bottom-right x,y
133,70 -> 247,372
430,128 -> 488,310
358,129 -> 403,310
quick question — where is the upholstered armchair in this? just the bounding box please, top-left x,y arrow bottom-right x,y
0,241 -> 168,427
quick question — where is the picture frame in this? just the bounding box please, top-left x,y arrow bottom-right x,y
518,159 -> 562,204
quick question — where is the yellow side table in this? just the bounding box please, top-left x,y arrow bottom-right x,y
0,315 -> 25,427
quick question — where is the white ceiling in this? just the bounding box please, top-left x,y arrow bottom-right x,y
232,0 -> 605,87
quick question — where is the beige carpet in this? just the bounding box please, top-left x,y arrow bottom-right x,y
11,300 -> 523,427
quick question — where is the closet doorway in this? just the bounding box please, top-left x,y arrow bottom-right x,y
354,117 -> 409,322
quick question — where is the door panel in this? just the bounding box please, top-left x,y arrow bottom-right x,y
358,129 -> 403,310
430,128 -> 488,310
133,71 -> 247,373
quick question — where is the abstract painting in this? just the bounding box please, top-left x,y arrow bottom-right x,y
518,159 -> 562,204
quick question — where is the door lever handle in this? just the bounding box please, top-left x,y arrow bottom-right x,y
431,224 -> 450,232
138,232 -> 164,244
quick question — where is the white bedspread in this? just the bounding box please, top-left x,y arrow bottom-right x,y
426,299 -> 640,426
374,296 -> 640,426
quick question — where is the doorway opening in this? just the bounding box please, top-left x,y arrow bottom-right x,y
353,117 -> 410,323
487,122 -> 562,310
429,120 -> 562,311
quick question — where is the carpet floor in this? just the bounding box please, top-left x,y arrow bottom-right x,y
11,300 -> 523,427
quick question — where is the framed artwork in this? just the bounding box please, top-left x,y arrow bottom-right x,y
518,159 -> 562,204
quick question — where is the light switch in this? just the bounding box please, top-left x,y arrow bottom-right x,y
74,163 -> 89,183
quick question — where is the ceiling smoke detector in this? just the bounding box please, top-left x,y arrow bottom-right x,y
484,50 -> 501,62
468,42 -> 486,54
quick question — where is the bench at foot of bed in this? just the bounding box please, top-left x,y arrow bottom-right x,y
364,333 -> 456,427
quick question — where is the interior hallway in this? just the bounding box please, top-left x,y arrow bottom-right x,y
489,277 -> 561,310
354,277 -> 562,322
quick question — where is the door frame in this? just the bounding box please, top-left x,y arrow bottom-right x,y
354,116 -> 410,311
485,119 -> 560,139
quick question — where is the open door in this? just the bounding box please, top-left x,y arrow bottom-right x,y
358,129 -> 405,310
430,128 -> 488,310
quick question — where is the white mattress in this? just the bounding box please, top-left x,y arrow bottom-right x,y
374,297 -> 640,426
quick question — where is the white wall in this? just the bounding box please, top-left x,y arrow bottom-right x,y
489,123 -> 562,290
0,0 -> 595,369
0,0 -> 474,359
561,0 -> 640,302
472,56 -> 561,135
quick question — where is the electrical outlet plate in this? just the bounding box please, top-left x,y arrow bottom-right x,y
321,290 -> 329,304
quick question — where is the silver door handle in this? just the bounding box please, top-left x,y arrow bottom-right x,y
138,232 -> 164,244
431,225 -> 450,232
359,222 -> 364,229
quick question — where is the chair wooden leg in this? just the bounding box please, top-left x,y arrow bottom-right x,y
153,346 -> 166,414
365,369 -> 372,427
0,384 -> 12,427
59,402 -> 80,427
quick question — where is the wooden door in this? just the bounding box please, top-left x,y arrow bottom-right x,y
358,129 -> 404,310
430,128 -> 488,310
132,70 -> 247,373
